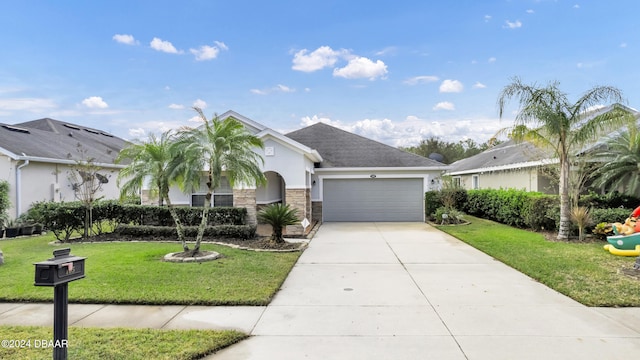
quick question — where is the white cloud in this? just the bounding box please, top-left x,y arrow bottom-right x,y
193,99 -> 207,109
488,57 -> 497,63
375,46 -> 397,56
188,116 -> 204,123
526,9 -> 534,14
504,20 -> 522,29
291,46 -> 348,72
82,96 -> 108,109
250,84 -> 296,95
473,82 -> 487,89
113,34 -> 138,45
439,79 -> 464,93
150,37 -> 182,54
404,75 -> 439,85
433,102 -> 455,111
0,98 -> 57,111
168,104 -> 184,109
333,57 -> 388,80
190,41 -> 228,61
298,114 -> 501,147
573,4 -> 580,9
484,15 -> 492,22
128,128 -> 146,138
620,43 -> 627,48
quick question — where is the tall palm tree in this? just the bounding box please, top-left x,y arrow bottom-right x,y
498,77 -> 629,240
590,116 -> 640,195
174,108 -> 266,253
116,131 -> 189,250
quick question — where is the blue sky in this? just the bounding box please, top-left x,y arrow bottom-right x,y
1,1 -> 638,147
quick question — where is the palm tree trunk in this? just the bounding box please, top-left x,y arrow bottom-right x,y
558,156 -> 572,240
164,195 -> 188,251
194,208 -> 207,253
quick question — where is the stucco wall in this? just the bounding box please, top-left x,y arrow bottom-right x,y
256,171 -> 283,204
455,168 -> 556,194
2,160 -> 121,218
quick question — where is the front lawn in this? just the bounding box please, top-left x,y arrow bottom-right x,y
0,233 -> 301,305
0,326 -> 246,360
437,216 -> 640,307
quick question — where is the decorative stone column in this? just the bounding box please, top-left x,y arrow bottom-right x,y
285,188 -> 310,236
233,188 -> 257,225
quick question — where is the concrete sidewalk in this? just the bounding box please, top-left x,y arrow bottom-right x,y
2,222 -> 640,359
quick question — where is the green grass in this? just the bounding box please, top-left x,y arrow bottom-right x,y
437,216 -> 640,307
0,326 -> 246,359
0,233 -> 301,305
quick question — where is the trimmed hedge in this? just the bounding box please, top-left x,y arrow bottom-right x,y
26,200 -> 249,242
113,224 -> 257,240
461,189 -> 557,229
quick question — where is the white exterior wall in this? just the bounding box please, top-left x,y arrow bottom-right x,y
259,138 -> 310,188
455,168 -> 556,194
0,159 -> 121,218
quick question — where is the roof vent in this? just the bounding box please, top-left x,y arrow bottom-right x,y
100,132 -> 114,137
63,124 -> 81,131
84,128 -> 101,135
1,125 -> 30,134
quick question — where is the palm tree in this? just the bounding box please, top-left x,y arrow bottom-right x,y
257,203 -> 299,243
590,116 -> 640,195
497,77 -> 629,240
115,131 -> 189,250
174,108 -> 266,253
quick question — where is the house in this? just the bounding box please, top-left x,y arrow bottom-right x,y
446,104 -> 640,194
162,111 -> 448,233
446,140 -> 558,193
0,118 -> 128,219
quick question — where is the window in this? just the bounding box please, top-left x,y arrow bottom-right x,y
472,175 -> 479,190
191,176 -> 234,207
453,177 -> 461,187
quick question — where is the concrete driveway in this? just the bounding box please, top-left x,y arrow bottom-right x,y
213,222 -> 640,360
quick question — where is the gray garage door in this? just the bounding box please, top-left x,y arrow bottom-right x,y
323,178 -> 424,222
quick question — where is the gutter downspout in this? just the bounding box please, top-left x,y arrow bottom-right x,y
16,159 -> 29,217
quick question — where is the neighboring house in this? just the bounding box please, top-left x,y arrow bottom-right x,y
446,140 -> 558,193
447,105 -> 640,194
0,118 -> 128,219
163,111 -> 448,234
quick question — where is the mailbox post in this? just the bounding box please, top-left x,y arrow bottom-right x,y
34,248 -> 86,360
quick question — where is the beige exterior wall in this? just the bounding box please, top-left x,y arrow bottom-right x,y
284,188 -> 310,236
454,167 -> 556,194
233,188 -> 257,225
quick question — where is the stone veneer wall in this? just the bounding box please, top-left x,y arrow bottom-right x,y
285,188 -> 311,236
311,201 -> 322,222
233,188 -> 257,225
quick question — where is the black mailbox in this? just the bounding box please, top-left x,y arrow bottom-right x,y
34,248 -> 86,286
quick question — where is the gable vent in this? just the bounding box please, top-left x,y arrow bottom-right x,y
63,123 -> 81,131
2,125 -> 30,134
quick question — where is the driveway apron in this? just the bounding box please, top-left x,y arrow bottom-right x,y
212,222 -> 640,360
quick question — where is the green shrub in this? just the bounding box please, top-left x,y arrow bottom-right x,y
114,224 -> 256,239
0,180 -> 9,227
462,189 -> 558,229
590,208 -> 632,226
424,191 -> 442,218
434,207 -> 466,225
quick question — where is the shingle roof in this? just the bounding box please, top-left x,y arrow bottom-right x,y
447,140 -> 553,175
0,118 -> 128,166
286,122 -> 446,168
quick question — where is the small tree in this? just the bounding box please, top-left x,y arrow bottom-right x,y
570,206 -> 592,241
68,144 -> 110,238
257,203 -> 299,243
0,180 -> 10,228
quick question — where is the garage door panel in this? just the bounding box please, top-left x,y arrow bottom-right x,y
323,178 -> 423,222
